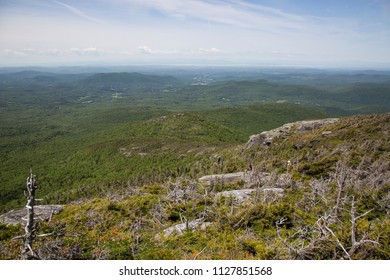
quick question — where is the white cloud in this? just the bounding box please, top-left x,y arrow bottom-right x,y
3,49 -> 27,57
122,46 -> 221,56
65,47 -> 108,56
198,48 -> 221,54
123,46 -> 174,55
137,46 -> 161,55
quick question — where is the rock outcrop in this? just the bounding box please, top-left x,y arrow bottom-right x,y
199,172 -> 250,185
161,219 -> 212,238
0,205 -> 63,226
215,189 -> 257,202
245,118 -> 339,148
214,188 -> 284,203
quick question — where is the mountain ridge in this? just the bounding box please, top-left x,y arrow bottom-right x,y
77,72 -> 179,90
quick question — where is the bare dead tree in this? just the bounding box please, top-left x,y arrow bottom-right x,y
150,199 -> 166,227
22,169 -> 40,259
315,196 -> 379,260
275,218 -> 314,260
183,188 -> 190,231
333,161 -> 349,219
347,196 -> 379,256
309,178 -> 329,207
318,214 -> 352,260
12,169 -> 66,259
165,177 -> 201,231
202,187 -> 208,219
275,218 -> 300,257
130,219 -> 143,256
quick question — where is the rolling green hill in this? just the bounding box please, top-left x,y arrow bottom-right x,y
182,80 -> 390,114
0,70 -> 89,85
1,70 -> 389,113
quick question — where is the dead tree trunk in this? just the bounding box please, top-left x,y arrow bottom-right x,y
333,161 -> 348,219
23,169 -> 39,260
347,196 -> 379,257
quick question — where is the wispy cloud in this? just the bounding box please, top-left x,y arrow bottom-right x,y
124,0 -> 308,33
52,0 -> 103,24
121,0 -> 390,42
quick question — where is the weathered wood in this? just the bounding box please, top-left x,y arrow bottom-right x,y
22,169 -> 39,260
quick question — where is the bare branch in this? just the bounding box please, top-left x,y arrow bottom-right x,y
12,235 -> 25,241
333,161 -> 349,219
348,196 -> 379,256
355,209 -> 374,222
323,224 -> 351,260
36,232 -> 62,238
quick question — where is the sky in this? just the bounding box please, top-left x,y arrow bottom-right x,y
0,0 -> 390,68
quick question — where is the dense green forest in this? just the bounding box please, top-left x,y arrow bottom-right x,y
0,68 -> 389,259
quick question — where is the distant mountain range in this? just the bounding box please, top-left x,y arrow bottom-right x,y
1,70 -> 389,115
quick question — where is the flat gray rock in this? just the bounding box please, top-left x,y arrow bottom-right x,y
215,189 -> 256,202
199,172 -> 249,185
0,205 -> 63,226
215,188 -> 284,203
161,219 -> 212,238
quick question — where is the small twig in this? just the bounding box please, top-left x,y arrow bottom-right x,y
355,209 -> 374,221
193,246 -> 207,260
232,217 -> 245,229
12,235 -> 25,241
152,216 -> 164,226
36,232 -> 63,238
48,210 -> 55,223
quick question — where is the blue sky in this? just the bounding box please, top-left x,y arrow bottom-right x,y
0,0 -> 389,67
